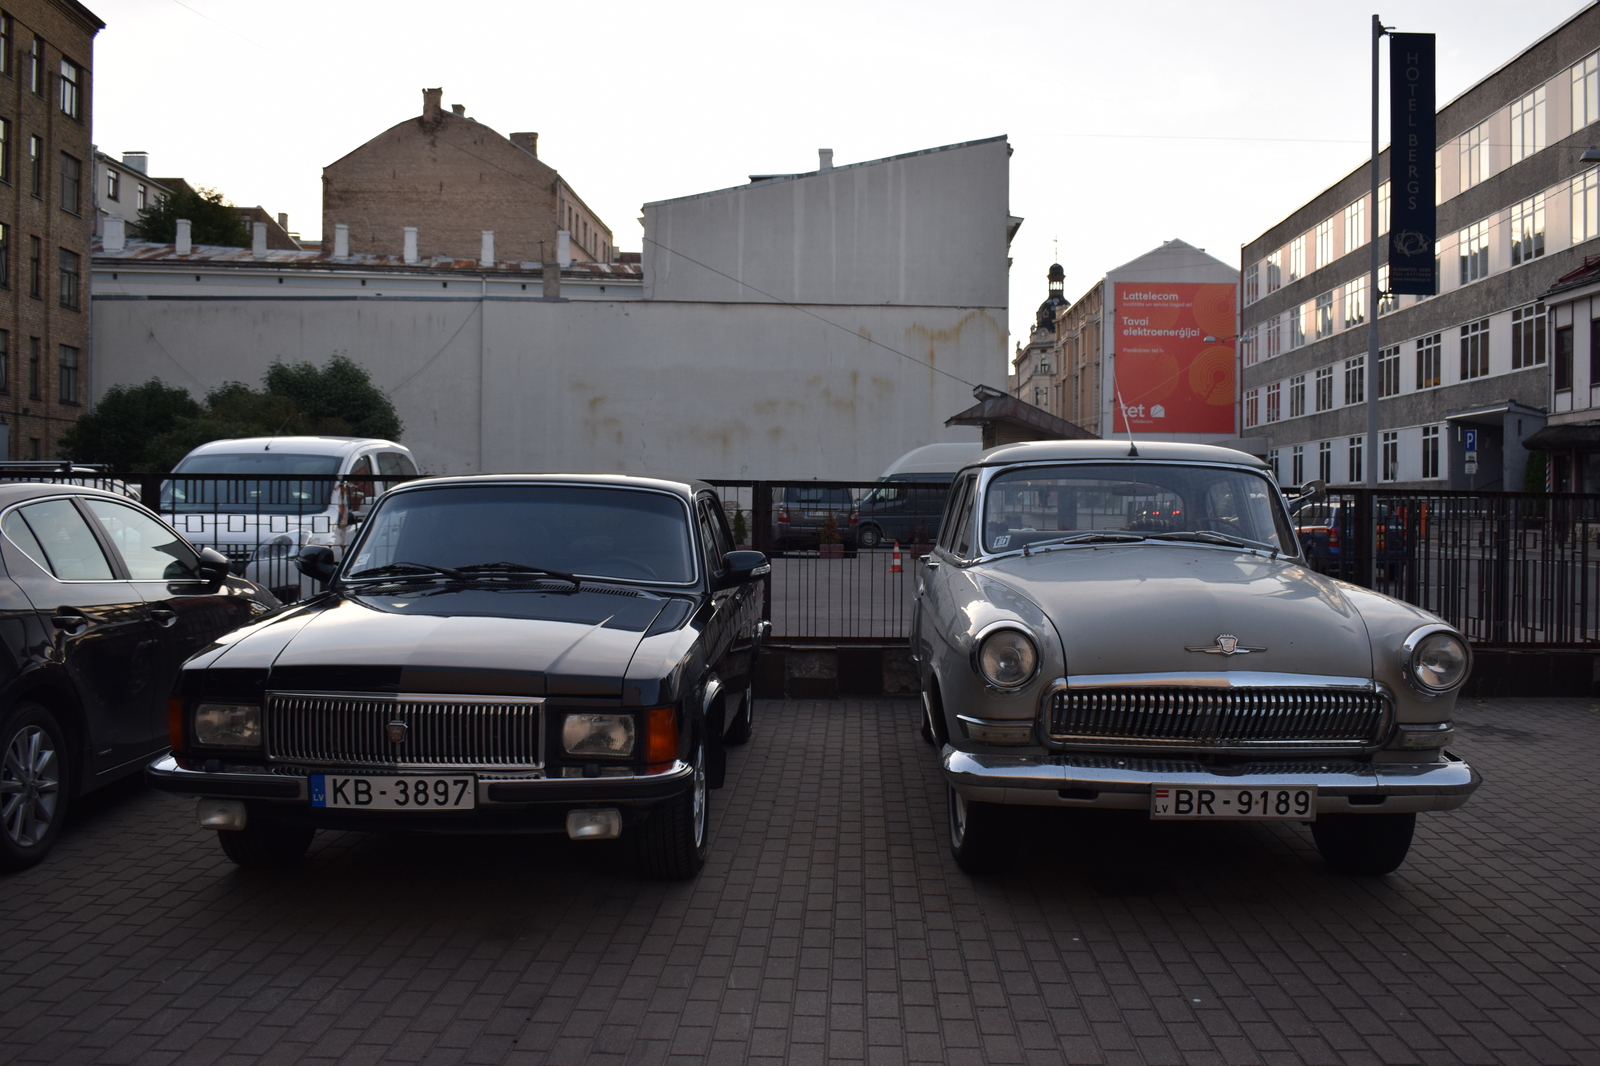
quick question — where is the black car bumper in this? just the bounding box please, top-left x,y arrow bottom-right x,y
146,754 -> 694,833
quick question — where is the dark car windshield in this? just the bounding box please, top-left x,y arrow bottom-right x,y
982,463 -> 1293,553
164,452 -> 342,514
347,483 -> 698,585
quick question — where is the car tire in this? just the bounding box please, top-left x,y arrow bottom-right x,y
0,702 -> 69,873
858,525 -> 883,549
216,820 -> 316,869
947,785 -> 1017,875
636,736 -> 710,880
724,678 -> 754,746
1310,812 -> 1416,875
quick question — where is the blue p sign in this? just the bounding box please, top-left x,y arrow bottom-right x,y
1464,429 -> 1477,453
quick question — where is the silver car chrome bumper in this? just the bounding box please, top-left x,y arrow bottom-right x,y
943,747 -> 1480,813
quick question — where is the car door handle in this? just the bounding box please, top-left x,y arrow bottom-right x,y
149,608 -> 178,627
923,558 -> 940,570
51,612 -> 90,633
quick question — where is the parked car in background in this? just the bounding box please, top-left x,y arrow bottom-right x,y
148,474 -> 769,880
915,440 -> 1478,878
855,443 -> 978,549
771,484 -> 858,551
0,484 -> 277,871
1295,500 -> 1411,575
162,437 -> 418,602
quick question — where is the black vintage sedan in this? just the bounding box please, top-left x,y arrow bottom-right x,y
0,483 -> 277,871
147,475 -> 769,880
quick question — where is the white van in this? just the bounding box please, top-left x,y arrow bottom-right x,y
856,443 -> 984,548
163,436 -> 419,600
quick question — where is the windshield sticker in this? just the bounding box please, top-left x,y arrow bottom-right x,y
994,535 -> 1011,548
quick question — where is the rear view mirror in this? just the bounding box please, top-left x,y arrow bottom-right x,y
296,545 -> 338,585
196,546 -> 231,587
717,550 -> 770,589
1287,479 -> 1327,516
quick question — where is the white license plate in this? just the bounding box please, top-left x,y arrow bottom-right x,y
1151,784 -> 1316,821
310,774 -> 477,810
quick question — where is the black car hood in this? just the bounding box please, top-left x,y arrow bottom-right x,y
222,585 -> 679,697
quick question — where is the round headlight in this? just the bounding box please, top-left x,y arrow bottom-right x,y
1409,629 -> 1469,692
976,629 -> 1039,689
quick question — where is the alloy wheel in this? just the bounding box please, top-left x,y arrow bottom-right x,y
692,740 -> 707,848
2,725 -> 60,849
948,786 -> 968,848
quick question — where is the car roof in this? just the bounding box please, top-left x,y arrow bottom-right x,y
968,439 -> 1270,471
879,442 -> 986,478
0,481 -> 145,506
382,473 -> 710,502
177,436 -> 408,459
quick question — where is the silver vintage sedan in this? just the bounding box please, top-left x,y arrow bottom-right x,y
913,440 -> 1478,876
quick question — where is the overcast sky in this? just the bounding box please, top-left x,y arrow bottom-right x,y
93,0 -> 1591,345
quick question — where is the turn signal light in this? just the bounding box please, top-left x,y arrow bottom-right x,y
168,696 -> 187,754
644,706 -> 678,769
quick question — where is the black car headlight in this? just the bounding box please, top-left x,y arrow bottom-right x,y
1403,625 -> 1470,693
973,627 -> 1039,690
562,713 -> 636,757
193,703 -> 262,747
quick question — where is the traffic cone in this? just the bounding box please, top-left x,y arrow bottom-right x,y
890,542 -> 902,573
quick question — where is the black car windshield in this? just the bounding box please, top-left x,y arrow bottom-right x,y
982,463 -> 1292,554
347,484 -> 698,585
164,452 -> 342,514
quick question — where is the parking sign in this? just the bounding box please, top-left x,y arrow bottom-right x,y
1464,429 -> 1477,453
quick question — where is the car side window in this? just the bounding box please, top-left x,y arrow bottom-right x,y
9,499 -> 115,580
938,475 -> 974,553
3,510 -> 53,573
82,499 -> 201,581
696,503 -> 723,578
953,477 -> 980,557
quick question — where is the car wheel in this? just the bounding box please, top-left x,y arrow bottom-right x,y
947,785 -> 1017,875
858,525 -> 883,549
1310,812 -> 1416,875
724,678 -> 754,746
216,820 -> 316,869
636,735 -> 710,880
0,703 -> 68,872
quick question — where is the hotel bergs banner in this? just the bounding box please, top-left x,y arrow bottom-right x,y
1112,282 -> 1236,434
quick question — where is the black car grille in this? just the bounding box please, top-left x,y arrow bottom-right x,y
1047,687 -> 1388,751
266,692 -> 544,768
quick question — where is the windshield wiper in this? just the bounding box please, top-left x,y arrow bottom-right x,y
452,561 -> 581,589
1147,530 -> 1279,557
1016,531 -> 1148,555
346,561 -> 465,581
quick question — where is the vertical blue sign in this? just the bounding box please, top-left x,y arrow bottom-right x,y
1463,429 -> 1477,453
1389,33 -> 1437,295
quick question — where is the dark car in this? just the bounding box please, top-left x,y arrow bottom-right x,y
1295,502 -> 1411,574
771,484 -> 858,551
148,475 -> 769,880
0,484 -> 277,871
856,476 -> 950,549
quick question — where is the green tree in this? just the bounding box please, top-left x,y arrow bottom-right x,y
264,354 -> 402,440
129,185 -> 250,247
58,379 -> 201,471
1524,450 -> 1548,493
142,383 -> 310,472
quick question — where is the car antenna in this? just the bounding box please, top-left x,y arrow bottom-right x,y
1113,385 -> 1138,457
262,414 -> 293,450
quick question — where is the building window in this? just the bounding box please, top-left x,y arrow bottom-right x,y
1316,441 -> 1332,482
1266,382 -> 1281,424
58,248 -> 77,310
1575,169 -> 1600,245
58,58 -> 81,120
1377,264 -> 1397,314
1342,277 -> 1366,330
1315,366 -> 1333,412
27,135 -> 40,197
57,345 -> 77,403
0,118 -> 9,184
1289,236 -> 1306,282
1512,303 -> 1547,369
27,336 -> 39,399
1291,444 -> 1305,485
1344,355 -> 1365,406
58,152 -> 79,213
1348,436 -> 1364,484
1459,122 -> 1488,190
1289,374 -> 1306,418
0,330 -> 8,394
1458,218 -> 1489,284
0,15 -> 10,78
105,168 -> 118,201
1378,345 -> 1400,398
1315,219 -> 1333,269
1555,325 -> 1574,391
1378,181 -> 1390,234
1418,334 -> 1442,389
136,183 -> 147,211
1244,388 -> 1260,429
1344,199 -> 1366,252
27,236 -> 39,298
1511,86 -> 1547,163
1574,52 -> 1600,132
1244,263 -> 1259,305
1265,251 -> 1282,294
1460,319 -> 1490,380
27,36 -> 41,96
1290,305 -> 1307,350
1511,194 -> 1546,265
1314,291 -> 1334,339
0,223 -> 8,289
1381,431 -> 1399,482
1241,326 -> 1259,367
1267,449 -> 1280,480
1421,426 -> 1441,479
1265,317 -> 1282,359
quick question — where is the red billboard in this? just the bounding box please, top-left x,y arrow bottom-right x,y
1111,282 -> 1236,434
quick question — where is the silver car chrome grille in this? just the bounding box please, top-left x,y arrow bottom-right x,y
266,692 -> 544,768
1048,688 -> 1387,750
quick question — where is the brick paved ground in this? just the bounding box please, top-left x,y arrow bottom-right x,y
1,697 -> 1597,1066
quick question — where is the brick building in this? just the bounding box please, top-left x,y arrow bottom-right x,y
0,0 -> 101,459
323,88 -> 614,265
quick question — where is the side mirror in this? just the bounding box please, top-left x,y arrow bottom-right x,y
196,546 -> 231,587
716,550 -> 770,589
295,544 -> 338,585
1287,479 -> 1327,516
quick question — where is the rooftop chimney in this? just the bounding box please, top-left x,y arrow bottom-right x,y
422,87 -> 443,122
334,223 -> 349,258
480,230 -> 494,267
556,230 -> 570,267
103,214 -> 125,252
403,226 -> 418,264
510,132 -> 538,157
451,103 -> 465,117
175,218 -> 191,256
277,212 -> 288,231
819,148 -> 833,171
121,151 -> 148,174
252,222 -> 267,258
542,260 -> 561,299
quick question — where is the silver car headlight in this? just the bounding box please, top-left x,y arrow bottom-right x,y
562,713 -> 636,757
1402,625 -> 1470,694
973,626 -> 1039,690
194,703 -> 262,747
